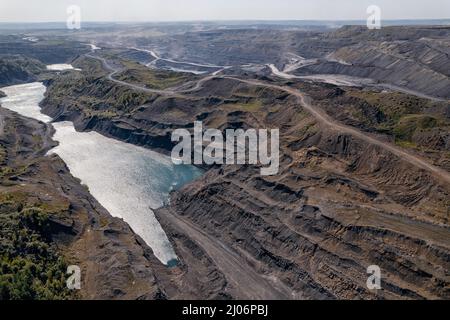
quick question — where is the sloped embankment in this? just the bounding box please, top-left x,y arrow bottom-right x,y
0,106 -> 229,299
41,63 -> 450,299
159,80 -> 450,299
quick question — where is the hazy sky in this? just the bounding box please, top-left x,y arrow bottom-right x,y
0,0 -> 449,22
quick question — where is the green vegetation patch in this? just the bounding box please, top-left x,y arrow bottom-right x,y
72,56 -> 106,76
0,191 -> 73,300
340,89 -> 450,151
43,63 -> 157,119
349,91 -> 425,122
0,56 -> 45,86
393,114 -> 442,140
220,100 -> 263,112
116,60 -> 192,90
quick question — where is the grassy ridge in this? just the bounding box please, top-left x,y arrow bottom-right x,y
350,91 -> 450,151
0,55 -> 45,86
115,59 -> 194,90
313,86 -> 450,152
0,112 -> 75,300
0,192 -> 72,300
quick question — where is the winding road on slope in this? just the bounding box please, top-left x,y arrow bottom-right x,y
131,47 -> 228,69
268,63 -> 447,102
158,208 -> 296,299
85,52 -> 450,185
79,50 -> 450,299
86,54 -> 187,98
222,76 -> 450,184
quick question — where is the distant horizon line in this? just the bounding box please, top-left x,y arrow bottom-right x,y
1,18 -> 450,24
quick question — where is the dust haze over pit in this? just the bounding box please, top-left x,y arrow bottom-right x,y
0,0 -> 449,23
